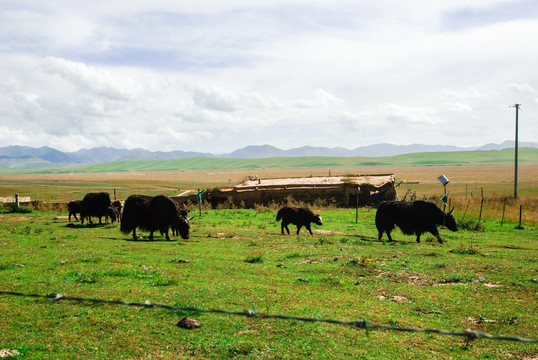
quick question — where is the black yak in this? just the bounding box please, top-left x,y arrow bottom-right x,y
67,200 -> 82,222
276,206 -> 322,235
80,192 -> 117,225
120,195 -> 190,240
375,200 -> 457,244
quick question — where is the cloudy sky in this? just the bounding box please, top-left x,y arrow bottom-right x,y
1,0 -> 537,153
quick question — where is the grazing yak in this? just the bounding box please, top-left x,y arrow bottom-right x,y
375,200 -> 457,244
67,200 -> 82,222
276,206 -> 323,235
80,192 -> 117,225
120,195 -> 190,240
112,200 -> 123,221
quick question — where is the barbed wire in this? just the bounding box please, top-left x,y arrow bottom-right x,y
1,290 -> 536,344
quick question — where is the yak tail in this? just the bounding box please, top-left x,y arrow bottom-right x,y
276,209 -> 283,222
119,220 -> 131,234
119,210 -> 134,234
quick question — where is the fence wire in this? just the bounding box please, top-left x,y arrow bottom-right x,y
1,291 -> 536,344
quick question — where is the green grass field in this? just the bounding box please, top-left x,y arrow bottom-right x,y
0,207 -> 536,359
2,148 -> 537,174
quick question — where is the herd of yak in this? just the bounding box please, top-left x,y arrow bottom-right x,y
67,192 -> 192,241
67,192 -> 458,244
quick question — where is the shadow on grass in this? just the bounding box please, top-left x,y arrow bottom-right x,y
347,234 -> 384,242
346,233 -> 424,246
123,236 -> 176,242
65,223 -> 111,229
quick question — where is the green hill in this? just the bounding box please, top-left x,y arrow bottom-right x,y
2,148 -> 537,174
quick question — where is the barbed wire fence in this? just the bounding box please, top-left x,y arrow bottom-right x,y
1,290 -> 536,344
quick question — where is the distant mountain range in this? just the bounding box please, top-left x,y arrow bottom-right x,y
0,141 -> 536,170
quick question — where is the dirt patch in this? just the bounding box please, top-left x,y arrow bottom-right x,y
313,229 -> 342,235
378,295 -> 409,303
297,259 -> 324,264
380,272 -> 477,287
0,215 -> 33,221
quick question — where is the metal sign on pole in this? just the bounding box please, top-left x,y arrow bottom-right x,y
438,175 -> 449,212
197,189 -> 205,216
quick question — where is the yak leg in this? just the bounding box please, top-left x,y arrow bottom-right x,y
149,230 -> 155,241
305,224 -> 313,235
415,233 -> 421,243
296,224 -> 303,235
161,227 -> 171,241
430,228 -> 443,244
386,230 -> 394,242
281,222 -> 290,235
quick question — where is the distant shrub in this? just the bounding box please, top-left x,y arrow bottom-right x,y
11,205 -> 32,214
346,256 -> 376,267
216,196 -> 235,210
151,274 -> 178,287
68,270 -> 103,284
457,218 -> 485,231
450,242 -> 480,255
317,236 -> 333,245
245,255 -> 263,263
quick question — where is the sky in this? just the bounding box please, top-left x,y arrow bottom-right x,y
1,0 -> 537,153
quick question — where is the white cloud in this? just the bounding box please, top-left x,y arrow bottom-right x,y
508,83 -> 536,94
441,102 -> 472,112
40,57 -> 142,100
0,0 -> 537,152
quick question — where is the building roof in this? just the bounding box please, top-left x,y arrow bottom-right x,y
235,174 -> 394,190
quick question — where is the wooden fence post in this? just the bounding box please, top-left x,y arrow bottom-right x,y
476,188 -> 484,230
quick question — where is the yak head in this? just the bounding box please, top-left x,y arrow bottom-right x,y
106,206 -> 118,223
443,207 -> 458,232
313,214 -> 323,226
174,215 -> 191,240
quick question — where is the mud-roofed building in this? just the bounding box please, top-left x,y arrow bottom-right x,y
172,174 -> 396,209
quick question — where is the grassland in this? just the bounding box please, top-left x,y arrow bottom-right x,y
0,149 -> 537,358
0,206 -> 536,359
1,148 -> 537,175
2,149 -> 538,224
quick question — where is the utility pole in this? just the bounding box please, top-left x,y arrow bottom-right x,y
512,104 -> 521,199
